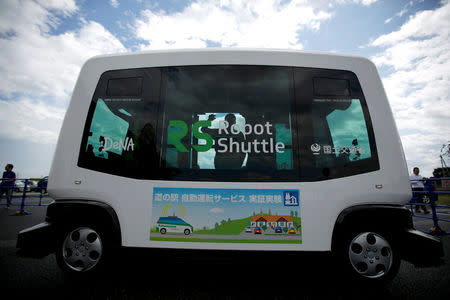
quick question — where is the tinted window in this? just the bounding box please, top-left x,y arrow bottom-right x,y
313,77 -> 350,96
159,66 -> 298,181
107,77 -> 143,96
78,66 -> 378,181
311,98 -> 372,165
296,69 -> 379,180
78,70 -> 160,178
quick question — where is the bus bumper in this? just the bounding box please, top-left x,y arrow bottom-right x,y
16,222 -> 56,258
400,229 -> 444,267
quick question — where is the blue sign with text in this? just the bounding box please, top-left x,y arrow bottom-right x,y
283,190 -> 299,206
151,187 -> 302,244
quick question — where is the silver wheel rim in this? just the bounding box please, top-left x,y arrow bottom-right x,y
62,227 -> 103,272
348,232 -> 393,279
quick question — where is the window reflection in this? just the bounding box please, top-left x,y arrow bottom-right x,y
161,66 -> 295,174
87,98 -> 130,159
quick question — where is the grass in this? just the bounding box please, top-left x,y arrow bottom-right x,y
151,216 -> 303,235
194,217 -> 251,235
150,215 -> 303,244
437,193 -> 450,205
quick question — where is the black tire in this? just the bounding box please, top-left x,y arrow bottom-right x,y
338,230 -> 400,282
160,228 -> 166,234
184,229 -> 191,235
55,224 -> 109,276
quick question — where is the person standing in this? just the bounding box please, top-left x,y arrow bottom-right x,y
410,167 -> 429,214
0,164 -> 16,208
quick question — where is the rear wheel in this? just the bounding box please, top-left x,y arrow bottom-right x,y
160,228 -> 166,234
342,231 -> 400,281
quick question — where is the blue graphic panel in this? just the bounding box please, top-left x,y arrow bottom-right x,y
283,190 -> 299,206
151,187 -> 302,243
153,187 -> 300,207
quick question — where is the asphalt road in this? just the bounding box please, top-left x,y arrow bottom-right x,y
1,199 -> 449,299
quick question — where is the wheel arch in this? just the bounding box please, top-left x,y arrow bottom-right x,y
46,199 -> 122,248
331,204 -> 414,252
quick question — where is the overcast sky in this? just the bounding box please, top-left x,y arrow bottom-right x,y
0,0 -> 448,178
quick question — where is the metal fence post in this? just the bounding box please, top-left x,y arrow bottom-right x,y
11,179 -> 31,216
425,179 -> 446,235
410,193 -> 417,216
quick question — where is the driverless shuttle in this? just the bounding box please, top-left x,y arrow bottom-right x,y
17,49 -> 443,279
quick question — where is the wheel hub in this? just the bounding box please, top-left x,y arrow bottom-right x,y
348,232 -> 393,278
62,227 -> 103,272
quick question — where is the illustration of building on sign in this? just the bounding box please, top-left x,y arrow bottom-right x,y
284,192 -> 298,206
250,216 -> 294,228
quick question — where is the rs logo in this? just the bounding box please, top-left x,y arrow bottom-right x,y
168,120 -> 213,152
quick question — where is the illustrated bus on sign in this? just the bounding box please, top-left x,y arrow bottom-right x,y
156,216 -> 193,235
17,49 -> 443,280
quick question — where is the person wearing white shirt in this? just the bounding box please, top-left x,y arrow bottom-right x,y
410,167 -> 429,214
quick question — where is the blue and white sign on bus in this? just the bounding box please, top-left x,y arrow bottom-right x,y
150,187 -> 302,244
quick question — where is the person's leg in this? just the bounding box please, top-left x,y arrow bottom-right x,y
412,188 -> 421,213
414,187 -> 430,213
421,194 -> 429,213
415,203 -> 421,213
5,188 -> 12,207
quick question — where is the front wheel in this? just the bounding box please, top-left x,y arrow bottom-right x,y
344,231 -> 400,281
56,226 -> 106,274
184,229 -> 191,235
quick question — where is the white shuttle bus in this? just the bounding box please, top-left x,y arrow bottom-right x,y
17,49 -> 443,280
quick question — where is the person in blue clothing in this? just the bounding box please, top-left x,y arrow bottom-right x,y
0,164 -> 16,208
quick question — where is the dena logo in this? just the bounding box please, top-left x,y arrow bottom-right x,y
102,137 -> 134,152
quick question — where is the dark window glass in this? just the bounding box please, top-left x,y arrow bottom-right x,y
107,77 -> 143,96
296,69 -> 379,180
311,98 -> 372,165
313,77 -> 350,96
78,69 -> 160,178
78,66 -> 378,182
159,66 -> 298,181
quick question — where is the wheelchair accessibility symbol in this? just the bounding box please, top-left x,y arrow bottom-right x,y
283,190 -> 299,206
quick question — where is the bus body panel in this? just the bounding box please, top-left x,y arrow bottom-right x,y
48,49 -> 411,252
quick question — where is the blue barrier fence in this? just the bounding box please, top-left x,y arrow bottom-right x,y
409,177 -> 450,236
0,178 -> 50,216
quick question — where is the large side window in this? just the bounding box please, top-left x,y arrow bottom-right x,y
311,98 -> 372,166
159,66 -> 298,181
325,99 -> 372,160
78,69 -> 161,178
296,71 -> 379,180
78,66 -> 377,182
